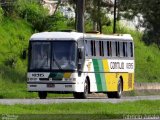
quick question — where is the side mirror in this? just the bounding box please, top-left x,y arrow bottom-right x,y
78,47 -> 84,59
78,63 -> 82,72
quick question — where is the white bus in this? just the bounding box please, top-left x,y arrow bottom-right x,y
27,32 -> 134,99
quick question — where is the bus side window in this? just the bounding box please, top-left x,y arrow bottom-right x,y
99,41 -> 104,56
107,41 -> 112,57
125,42 -> 128,57
127,42 -> 131,57
116,41 -> 120,57
120,42 -> 123,57
102,41 -> 104,56
112,41 -> 116,57
96,41 -> 100,57
104,41 -> 107,57
123,42 -> 128,57
91,40 -> 96,56
85,40 -> 92,57
130,42 -> 133,57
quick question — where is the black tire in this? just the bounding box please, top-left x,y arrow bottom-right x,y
73,79 -> 89,99
115,80 -> 122,98
107,92 -> 115,98
81,79 -> 89,99
38,91 -> 47,99
107,80 -> 122,99
73,92 -> 81,99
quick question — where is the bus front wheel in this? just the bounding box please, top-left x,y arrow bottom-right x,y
73,80 -> 89,99
73,92 -> 81,99
38,91 -> 47,99
81,79 -> 89,99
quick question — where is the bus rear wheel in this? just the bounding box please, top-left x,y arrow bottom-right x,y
107,80 -> 122,99
38,91 -> 47,99
115,80 -> 122,98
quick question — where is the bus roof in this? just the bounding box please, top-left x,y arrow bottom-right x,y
85,33 -> 133,41
30,32 -> 133,41
30,32 -> 84,41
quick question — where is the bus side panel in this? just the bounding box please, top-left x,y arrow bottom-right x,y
132,73 -> 134,90
84,59 -> 134,92
92,59 -> 107,92
83,59 -> 98,92
119,73 -> 129,91
119,73 -> 134,91
105,73 -> 118,92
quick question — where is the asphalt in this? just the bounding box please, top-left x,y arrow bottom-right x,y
0,95 -> 160,105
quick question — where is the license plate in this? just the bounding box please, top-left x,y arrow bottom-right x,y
47,84 -> 55,88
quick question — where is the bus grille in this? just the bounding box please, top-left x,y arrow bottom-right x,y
39,78 -> 62,81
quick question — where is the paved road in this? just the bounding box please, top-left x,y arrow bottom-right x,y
0,95 -> 160,105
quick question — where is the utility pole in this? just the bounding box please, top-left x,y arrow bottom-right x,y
98,0 -> 102,33
76,0 -> 85,32
113,0 -> 117,34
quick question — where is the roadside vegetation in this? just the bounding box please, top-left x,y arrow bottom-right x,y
0,0 -> 160,98
0,100 -> 160,119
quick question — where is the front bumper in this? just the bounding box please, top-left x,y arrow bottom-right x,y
27,81 -> 84,92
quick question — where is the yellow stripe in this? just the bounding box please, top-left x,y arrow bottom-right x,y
102,60 -> 109,90
63,73 -> 71,78
102,60 -> 109,72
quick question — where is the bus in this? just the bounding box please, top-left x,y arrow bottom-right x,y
27,32 -> 134,99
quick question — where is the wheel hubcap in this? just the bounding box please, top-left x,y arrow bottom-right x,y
84,82 -> 88,95
118,83 -> 122,95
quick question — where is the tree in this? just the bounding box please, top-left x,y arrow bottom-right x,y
0,0 -> 15,15
68,0 -> 113,33
85,0 -> 113,33
120,0 -> 160,47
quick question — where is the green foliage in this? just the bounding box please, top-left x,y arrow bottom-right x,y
15,0 -> 49,31
120,0 -> 160,47
0,17 -> 32,66
0,16 -> 33,98
85,0 -> 112,32
44,12 -> 72,31
0,0 -> 15,15
0,7 -> 3,22
69,0 -> 112,32
14,0 -> 72,32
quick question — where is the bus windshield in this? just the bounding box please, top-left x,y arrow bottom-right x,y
29,41 -> 77,71
52,41 -> 77,70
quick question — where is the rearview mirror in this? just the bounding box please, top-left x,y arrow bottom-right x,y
78,63 -> 82,71
78,47 -> 84,59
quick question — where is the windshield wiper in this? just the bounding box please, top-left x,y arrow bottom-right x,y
52,54 -> 63,70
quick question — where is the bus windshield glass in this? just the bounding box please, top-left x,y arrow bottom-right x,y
30,42 -> 51,70
29,41 -> 77,71
52,41 -> 77,70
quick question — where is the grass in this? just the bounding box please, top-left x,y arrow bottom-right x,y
0,17 -> 32,98
0,100 -> 160,119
